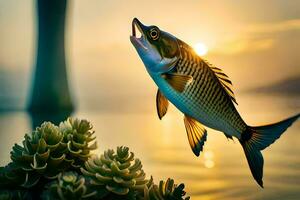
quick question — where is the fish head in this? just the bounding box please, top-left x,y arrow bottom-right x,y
130,18 -> 179,74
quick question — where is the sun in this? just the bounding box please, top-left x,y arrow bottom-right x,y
194,42 -> 208,56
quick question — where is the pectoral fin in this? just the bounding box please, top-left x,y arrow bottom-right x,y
162,73 -> 193,93
156,89 -> 169,120
184,115 -> 207,156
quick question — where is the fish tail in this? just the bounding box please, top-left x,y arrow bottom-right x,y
240,113 -> 300,187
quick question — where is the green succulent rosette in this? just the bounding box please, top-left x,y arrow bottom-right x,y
8,122 -> 70,188
59,118 -> 97,168
5,118 -> 97,188
144,178 -> 190,200
41,171 -> 96,200
81,146 -> 148,199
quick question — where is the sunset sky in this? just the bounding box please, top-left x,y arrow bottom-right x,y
0,0 -> 299,110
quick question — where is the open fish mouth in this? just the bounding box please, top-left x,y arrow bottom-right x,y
130,18 -> 148,50
132,18 -> 144,38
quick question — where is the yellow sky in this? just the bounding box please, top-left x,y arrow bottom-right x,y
0,0 -> 299,109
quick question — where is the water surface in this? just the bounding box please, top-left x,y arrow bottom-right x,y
0,94 -> 299,200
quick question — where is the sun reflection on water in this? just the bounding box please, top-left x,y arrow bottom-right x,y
204,150 -> 215,168
204,160 -> 215,169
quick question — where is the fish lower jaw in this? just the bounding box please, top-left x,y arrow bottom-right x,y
130,36 -> 148,51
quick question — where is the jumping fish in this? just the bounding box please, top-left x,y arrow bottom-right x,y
130,18 -> 299,187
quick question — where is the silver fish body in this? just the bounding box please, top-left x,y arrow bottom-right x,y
149,42 -> 246,138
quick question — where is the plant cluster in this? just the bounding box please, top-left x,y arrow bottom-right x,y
0,118 -> 189,200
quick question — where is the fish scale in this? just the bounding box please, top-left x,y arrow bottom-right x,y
172,45 -> 247,137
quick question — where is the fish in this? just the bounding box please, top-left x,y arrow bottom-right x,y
130,18 -> 300,187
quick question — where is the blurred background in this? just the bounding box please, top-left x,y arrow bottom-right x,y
0,0 -> 299,199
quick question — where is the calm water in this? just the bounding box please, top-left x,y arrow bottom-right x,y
0,94 -> 299,200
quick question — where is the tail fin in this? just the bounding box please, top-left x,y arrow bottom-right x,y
240,113 -> 299,187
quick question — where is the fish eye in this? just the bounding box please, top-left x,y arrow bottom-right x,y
149,28 -> 159,40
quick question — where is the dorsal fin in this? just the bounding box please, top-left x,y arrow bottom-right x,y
204,60 -> 238,105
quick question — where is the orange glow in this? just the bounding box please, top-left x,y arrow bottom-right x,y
194,42 -> 208,56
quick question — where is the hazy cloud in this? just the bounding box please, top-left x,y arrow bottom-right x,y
212,19 -> 300,55
247,19 -> 300,34
213,38 -> 274,55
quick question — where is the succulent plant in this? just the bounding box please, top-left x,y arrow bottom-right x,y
41,171 -> 96,200
0,189 -> 32,200
6,118 -> 97,188
59,118 -> 97,168
0,118 -> 191,200
144,178 -> 190,200
8,122 -> 69,188
81,146 -> 148,199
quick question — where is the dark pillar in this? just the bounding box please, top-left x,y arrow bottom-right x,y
28,0 -> 74,114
